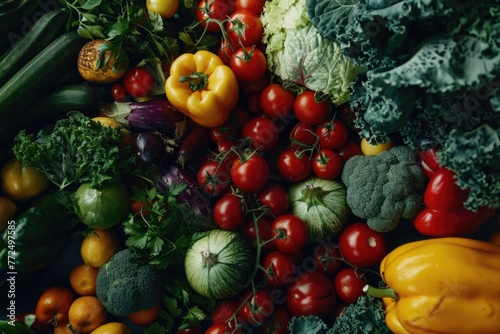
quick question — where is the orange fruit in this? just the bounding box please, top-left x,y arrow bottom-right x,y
90,322 -> 132,334
128,303 -> 161,326
360,137 -> 395,156
77,39 -> 127,84
0,196 -> 16,232
70,263 -> 100,296
0,158 -> 49,201
80,229 -> 120,268
68,296 -> 108,334
53,322 -> 73,334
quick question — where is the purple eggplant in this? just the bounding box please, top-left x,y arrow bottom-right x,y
157,163 -> 213,223
99,98 -> 188,138
133,132 -> 167,168
176,127 -> 210,168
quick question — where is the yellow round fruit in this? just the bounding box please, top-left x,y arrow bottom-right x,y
146,0 -> 179,19
0,196 -> 16,232
360,137 -> 395,156
90,322 -> 132,334
78,39 -> 127,84
0,158 -> 49,202
80,229 -> 120,268
91,116 -> 120,129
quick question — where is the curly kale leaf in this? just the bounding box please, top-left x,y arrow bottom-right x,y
438,121 -> 500,210
13,111 -> 133,190
288,315 -> 329,334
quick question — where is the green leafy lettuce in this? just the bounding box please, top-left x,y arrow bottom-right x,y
261,0 -> 364,105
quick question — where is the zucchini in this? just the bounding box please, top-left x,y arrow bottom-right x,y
0,8 -> 69,87
0,31 -> 84,133
2,84 -> 105,142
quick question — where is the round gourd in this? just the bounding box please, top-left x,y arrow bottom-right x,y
77,39 -> 127,84
184,229 -> 256,299
288,177 -> 350,242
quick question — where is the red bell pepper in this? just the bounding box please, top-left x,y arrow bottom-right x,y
414,167 -> 497,236
416,147 -> 441,178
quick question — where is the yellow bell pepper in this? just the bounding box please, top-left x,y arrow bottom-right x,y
365,237 -> 500,334
165,50 -> 239,128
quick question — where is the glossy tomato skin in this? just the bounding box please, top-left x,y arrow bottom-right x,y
213,194 -> 246,230
226,10 -> 263,47
336,140 -> 363,162
211,298 -> 238,329
271,214 -> 308,254
334,267 -> 368,304
197,161 -> 231,198
238,289 -> 275,327
235,0 -> 266,15
262,250 -> 296,287
293,90 -> 331,125
35,286 -> 75,325
111,82 -> 127,102
338,222 -> 388,268
210,122 -> 236,144
242,116 -> 279,153
277,148 -> 311,183
260,84 -> 295,119
289,122 -> 317,150
124,67 -> 154,98
311,149 -> 343,180
204,324 -> 231,334
240,215 -> 275,253
313,244 -> 343,275
258,185 -> 289,218
316,119 -> 348,150
218,38 -> 235,65
286,270 -> 337,317
230,47 -> 267,82
196,0 -> 235,32
231,154 -> 269,193
261,306 -> 292,334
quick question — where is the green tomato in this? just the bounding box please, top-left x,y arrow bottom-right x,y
74,180 -> 130,229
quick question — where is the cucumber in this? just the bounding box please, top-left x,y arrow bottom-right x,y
0,8 -> 69,87
0,31 -> 85,133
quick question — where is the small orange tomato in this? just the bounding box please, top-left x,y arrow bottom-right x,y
35,286 -> 75,327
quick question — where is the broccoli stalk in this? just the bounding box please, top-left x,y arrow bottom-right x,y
340,146 -> 426,232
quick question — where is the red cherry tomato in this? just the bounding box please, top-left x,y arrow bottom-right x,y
235,0 -> 266,15
334,267 -> 368,304
286,271 -> 337,317
271,214 -> 308,253
204,324 -> 230,334
111,82 -> 127,102
311,148 -> 343,179
195,0 -> 235,33
336,140 -> 363,162
260,83 -> 295,119
217,38 -> 236,65
35,286 -> 74,326
258,184 -> 289,217
210,122 -> 236,144
241,72 -> 270,96
226,10 -> 264,47
293,90 -> 331,125
237,289 -> 275,327
197,160 -> 231,198
230,47 -> 267,82
213,194 -> 246,230
241,116 -> 279,153
240,215 -> 275,253
290,122 -> 317,150
315,119 -> 348,150
262,250 -> 296,287
277,148 -> 311,183
261,306 -> 292,334
313,244 -> 343,275
230,153 -> 269,193
211,298 -> 238,328
124,67 -> 155,99
337,222 -> 388,268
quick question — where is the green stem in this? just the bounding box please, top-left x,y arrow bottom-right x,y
363,284 -> 398,300
179,72 -> 209,91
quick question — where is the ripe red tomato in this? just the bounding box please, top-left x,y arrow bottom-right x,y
258,184 -> 289,217
230,153 -> 269,193
277,148 -> 311,182
336,140 -> 363,162
204,324 -> 231,334
111,82 -> 127,102
337,222 -> 388,268
226,10 -> 263,47
334,268 -> 368,304
213,194 -> 246,230
35,286 -> 75,326
311,149 -> 343,179
237,289 -> 275,326
240,215 -> 275,253
235,0 -> 266,15
197,161 -> 231,198
241,116 -> 279,153
230,47 -> 267,82
313,244 -> 343,275
289,122 -> 317,149
315,119 -> 348,150
210,122 -> 236,144
271,214 -> 308,253
262,250 -> 296,287
293,90 -> 331,125
217,38 -> 235,65
286,270 -> 337,317
195,0 -> 235,33
241,72 -> 270,96
261,306 -> 292,334
124,67 -> 154,98
211,298 -> 238,327
260,84 -> 295,119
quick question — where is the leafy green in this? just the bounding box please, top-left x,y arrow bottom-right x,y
261,0 -> 364,105
288,315 -> 329,334
13,111 -> 132,190
438,122 -> 500,211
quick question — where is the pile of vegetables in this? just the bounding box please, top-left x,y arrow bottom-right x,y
0,0 -> 499,334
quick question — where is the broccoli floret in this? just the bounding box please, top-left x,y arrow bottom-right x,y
96,248 -> 163,316
340,146 -> 426,232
